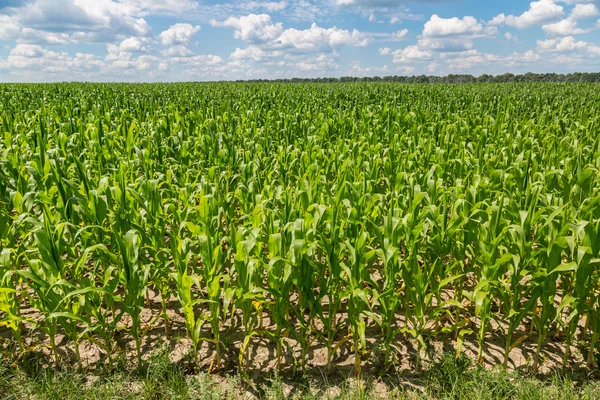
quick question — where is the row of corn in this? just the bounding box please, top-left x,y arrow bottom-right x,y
0,82 -> 599,375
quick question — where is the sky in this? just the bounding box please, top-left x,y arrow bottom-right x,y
0,0 -> 599,81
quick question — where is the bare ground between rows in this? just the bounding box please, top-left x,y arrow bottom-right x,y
0,287 -> 596,395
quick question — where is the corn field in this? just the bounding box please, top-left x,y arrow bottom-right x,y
0,82 -> 599,375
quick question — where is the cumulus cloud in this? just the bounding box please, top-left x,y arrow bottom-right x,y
489,0 -> 564,29
423,15 -> 496,38
212,13 -> 370,58
159,23 -> 201,46
345,61 -> 390,76
19,0 -> 152,38
210,14 -> 284,43
537,35 -> 588,51
119,36 -> 150,52
0,14 -> 26,39
570,3 -> 600,19
161,44 -> 194,57
0,0 -> 177,44
230,45 -> 266,61
396,65 -> 416,74
295,53 -> 338,71
392,29 -> 408,40
388,45 -> 434,63
274,23 -> 370,52
0,43 -> 105,77
171,54 -> 224,66
542,18 -> 590,35
392,14 -> 498,56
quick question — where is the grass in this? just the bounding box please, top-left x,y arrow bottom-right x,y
1,347 -> 599,399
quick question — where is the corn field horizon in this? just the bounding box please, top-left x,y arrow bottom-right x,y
0,82 -> 599,378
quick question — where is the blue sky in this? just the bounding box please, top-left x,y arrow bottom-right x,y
0,0 -> 599,81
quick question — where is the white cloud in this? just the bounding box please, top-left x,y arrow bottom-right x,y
171,54 -> 224,66
296,53 -> 338,71
230,45 -> 266,60
570,3 -> 600,19
117,0 -> 198,15
119,36 -> 150,52
551,54 -> 582,64
210,14 -> 284,43
542,18 -> 589,35
560,0 -> 593,4
136,54 -> 161,70
161,45 -> 194,57
212,14 -> 370,54
23,0 -> 153,37
380,12 -> 502,69
334,0 -> 407,6
275,23 -> 370,52
505,32 -> 517,41
105,43 -> 133,64
396,65 -> 415,74
245,1 -> 287,12
345,61 -> 390,76
0,0 -> 172,44
521,50 -> 541,61
446,52 -> 500,70
1,43 -> 105,76
392,29 -> 408,40
488,14 -> 508,26
489,0 -> 564,29
0,14 -> 21,39
159,23 -> 201,46
537,35 -> 588,51
441,49 -> 543,71
369,12 -> 376,22
389,45 -> 433,63
387,8 -> 423,23
404,14 -> 498,56
423,15 -> 496,38
588,43 -> 600,55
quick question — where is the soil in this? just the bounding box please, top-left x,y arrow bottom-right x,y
1,286 -> 595,397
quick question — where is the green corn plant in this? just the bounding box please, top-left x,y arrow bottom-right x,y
14,206 -> 82,364
170,233 -> 204,361
113,229 -> 150,367
341,228 -> 378,378
497,189 -> 540,369
186,193 -> 227,372
373,207 -> 401,370
265,234 -> 294,369
471,197 -> 512,365
0,248 -> 23,348
232,225 -> 265,370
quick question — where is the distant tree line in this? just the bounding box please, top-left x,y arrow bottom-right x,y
232,72 -> 600,84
